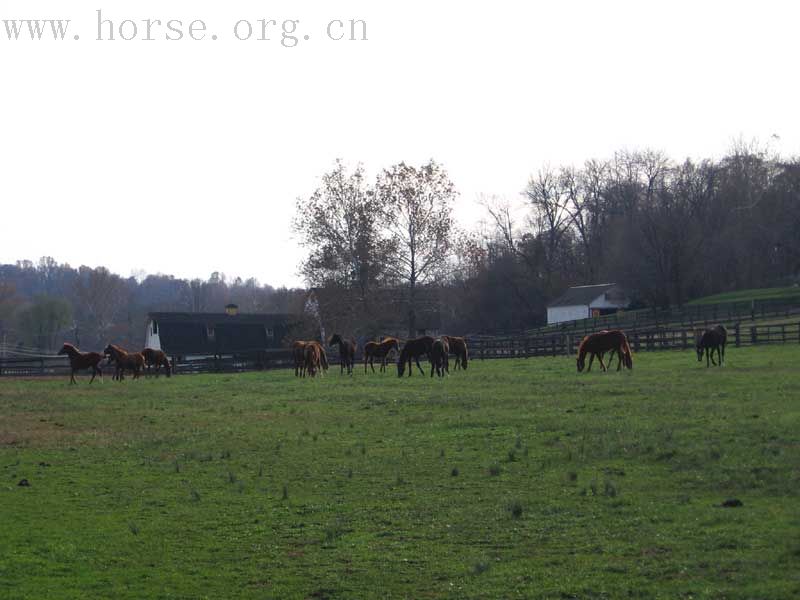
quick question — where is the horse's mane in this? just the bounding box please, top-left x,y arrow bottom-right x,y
577,335 -> 592,355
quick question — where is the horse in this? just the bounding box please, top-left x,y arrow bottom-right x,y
103,344 -> 145,381
329,333 -> 357,375
303,341 -> 323,378
696,324 -> 727,367
430,338 -> 450,378
577,330 -> 633,373
397,336 -> 435,377
141,348 -> 171,377
57,343 -> 104,384
363,337 -> 400,373
292,341 -> 307,377
442,335 -> 468,370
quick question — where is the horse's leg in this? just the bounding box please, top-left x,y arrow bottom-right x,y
598,353 -> 607,372
70,369 -> 77,384
415,356 -> 425,376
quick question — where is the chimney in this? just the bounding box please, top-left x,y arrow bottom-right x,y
225,303 -> 239,316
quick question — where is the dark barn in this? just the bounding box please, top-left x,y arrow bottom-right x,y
144,305 -> 296,371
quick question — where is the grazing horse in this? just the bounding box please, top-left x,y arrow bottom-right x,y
303,342 -> 323,378
430,338 -> 450,378
364,337 -> 400,373
577,330 -> 633,373
104,344 -> 145,381
696,324 -> 727,367
329,333 -> 357,375
57,343 -> 103,384
142,348 -> 171,377
442,335 -> 469,370
397,336 -> 435,377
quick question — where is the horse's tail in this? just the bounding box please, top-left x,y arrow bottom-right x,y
620,334 -> 633,369
462,342 -> 469,370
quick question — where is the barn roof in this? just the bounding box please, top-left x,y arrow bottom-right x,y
548,284 -> 619,308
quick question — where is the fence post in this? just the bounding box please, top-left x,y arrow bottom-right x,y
750,326 -> 757,345
734,323 -> 740,348
782,324 -> 786,343
681,330 -> 687,350
551,338 -> 557,357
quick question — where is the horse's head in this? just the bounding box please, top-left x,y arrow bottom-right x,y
328,334 -> 341,347
576,354 -> 586,372
57,343 -> 71,356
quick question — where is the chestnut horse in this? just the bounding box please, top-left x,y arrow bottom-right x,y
397,336 -> 435,377
329,333 -> 357,375
104,344 -> 145,380
292,341 -> 308,377
364,337 -> 400,373
430,338 -> 450,378
442,335 -> 468,370
696,324 -> 727,367
142,348 -> 171,377
303,341 -> 323,378
57,343 -> 103,384
577,330 -> 633,372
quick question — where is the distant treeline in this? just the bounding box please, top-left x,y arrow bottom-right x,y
0,261 -> 307,353
4,142 -> 800,352
294,144 -> 800,336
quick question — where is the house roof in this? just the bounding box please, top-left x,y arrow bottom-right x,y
147,312 -> 294,326
548,284 -> 619,308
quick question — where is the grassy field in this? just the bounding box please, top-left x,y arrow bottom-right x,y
687,286 -> 800,305
1,347 -> 799,599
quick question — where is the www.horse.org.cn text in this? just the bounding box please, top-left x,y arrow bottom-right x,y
1,10 -> 369,46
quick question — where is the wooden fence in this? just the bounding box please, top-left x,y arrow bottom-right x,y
468,322 -> 800,360
527,296 -> 800,339
3,322 -> 799,377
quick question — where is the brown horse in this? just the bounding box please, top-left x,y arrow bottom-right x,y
57,343 -> 104,384
397,336 -> 435,377
442,335 -> 468,370
142,348 -> 171,377
577,330 -> 633,372
303,342 -> 323,378
430,338 -> 449,378
104,344 -> 145,380
329,333 -> 357,375
696,324 -> 727,367
292,341 -> 308,377
364,337 -> 400,373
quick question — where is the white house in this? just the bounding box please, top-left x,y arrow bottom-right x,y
546,284 -> 630,325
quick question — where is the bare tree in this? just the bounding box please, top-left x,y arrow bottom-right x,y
376,160 -> 457,335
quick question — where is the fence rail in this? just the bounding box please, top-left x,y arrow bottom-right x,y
3,322 -> 800,377
468,322 -> 800,360
527,295 -> 800,338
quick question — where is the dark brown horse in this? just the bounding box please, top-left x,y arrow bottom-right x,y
363,337 -> 400,373
397,336 -> 434,377
104,344 -> 145,380
57,343 -> 103,384
696,324 -> 727,367
430,338 -> 449,378
329,333 -> 357,375
442,335 -> 468,370
142,348 -> 171,377
577,330 -> 633,372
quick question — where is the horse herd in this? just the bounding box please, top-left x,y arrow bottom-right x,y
57,343 -> 171,384
292,334 -> 470,378
53,323 -> 729,384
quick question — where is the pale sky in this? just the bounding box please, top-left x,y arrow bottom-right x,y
2,0 -> 798,287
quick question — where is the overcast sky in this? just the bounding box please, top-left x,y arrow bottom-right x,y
2,0 -> 798,288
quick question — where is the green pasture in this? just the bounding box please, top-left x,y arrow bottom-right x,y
687,286 -> 800,306
1,347 -> 798,599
